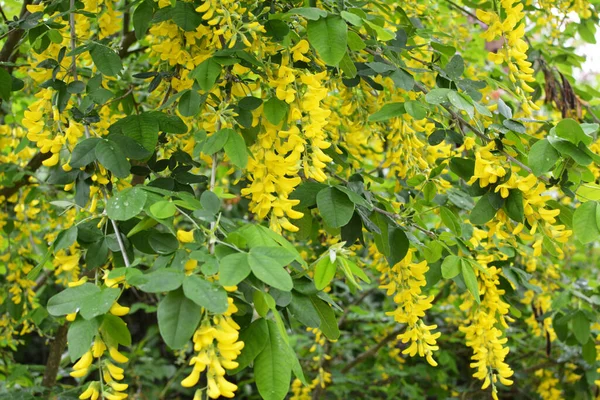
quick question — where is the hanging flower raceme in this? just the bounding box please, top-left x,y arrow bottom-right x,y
378,249 -> 440,366
476,0 -> 538,113
459,262 -> 513,399
181,298 -> 244,399
70,299 -> 130,399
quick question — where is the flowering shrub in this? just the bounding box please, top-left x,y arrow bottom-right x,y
1,0 -> 600,398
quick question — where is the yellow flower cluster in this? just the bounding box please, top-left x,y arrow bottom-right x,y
521,262 -> 559,341
71,302 -> 130,400
242,61 -> 334,232
459,262 -> 513,399
378,249 -> 440,366
195,0 -> 265,49
477,1 -> 539,113
181,298 -> 244,399
289,327 -> 332,399
534,369 -> 562,400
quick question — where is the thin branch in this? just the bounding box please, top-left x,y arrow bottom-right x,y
111,218 -> 131,267
340,325 -> 405,373
441,0 -> 483,23
0,152 -> 51,199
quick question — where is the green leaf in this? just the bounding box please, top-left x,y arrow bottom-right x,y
572,310 -> 590,345
218,252 -> 251,286
248,248 -> 293,291
200,190 -> 221,214
573,201 -> 600,244
79,287 -> 120,320
108,134 -> 152,160
504,190 -> 524,222
364,20 -> 394,41
449,157 -> 475,180
313,256 -> 336,291
224,131 -> 248,169
178,90 -> 203,117
69,137 -> 100,168
340,10 -> 363,26
100,314 -> 131,347
339,52 -> 357,78
157,288 -> 201,349
368,102 -> 405,122
390,69 -> 414,91
309,295 -> 340,340
425,88 -> 451,104
121,113 -> 160,152
90,44 -> 123,76
528,139 -> 559,176
307,16 -> 348,66
68,318 -> 98,362
461,260 -> 480,303
148,232 -> 179,254
95,139 -> 131,178
288,7 -> 327,20
555,118 -> 591,145
0,67 -> 11,101
470,194 -> 496,225
445,54 -> 464,80
404,101 -> 426,120
47,283 -> 100,316
150,111 -> 188,133
182,274 -> 228,313
440,206 -> 462,235
127,217 -> 158,238
263,97 -> 288,125
447,91 -> 473,118
316,187 -> 355,228
190,58 -> 221,91
288,292 -> 321,327
203,129 -> 230,155
129,269 -> 185,293
106,187 -> 147,221
149,200 -> 176,219
54,226 -> 78,252
583,338 -> 597,364
170,1 -> 202,31
230,318 -> 269,373
254,320 -> 292,400
387,227 -> 409,267
441,255 -> 461,279
347,31 -> 365,51
133,0 -> 153,40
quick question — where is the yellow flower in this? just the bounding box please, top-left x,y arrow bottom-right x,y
79,382 -> 100,400
110,302 -> 130,316
109,346 -> 129,363
177,229 -> 195,243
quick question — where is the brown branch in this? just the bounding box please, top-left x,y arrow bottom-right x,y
339,283 -> 449,375
42,323 -> 68,388
340,325 -> 405,373
0,0 -> 32,69
118,31 -> 137,58
0,151 -> 51,200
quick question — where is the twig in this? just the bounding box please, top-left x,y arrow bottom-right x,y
111,218 -> 131,267
441,0 -> 483,23
340,325 -> 405,373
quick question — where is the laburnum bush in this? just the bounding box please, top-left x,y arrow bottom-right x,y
1,0 -> 600,398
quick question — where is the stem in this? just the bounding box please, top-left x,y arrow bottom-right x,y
111,218 -> 131,267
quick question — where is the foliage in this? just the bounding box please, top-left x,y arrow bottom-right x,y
1,0 -> 600,399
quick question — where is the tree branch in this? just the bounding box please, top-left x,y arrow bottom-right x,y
42,323 -> 68,388
0,151 -> 51,200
